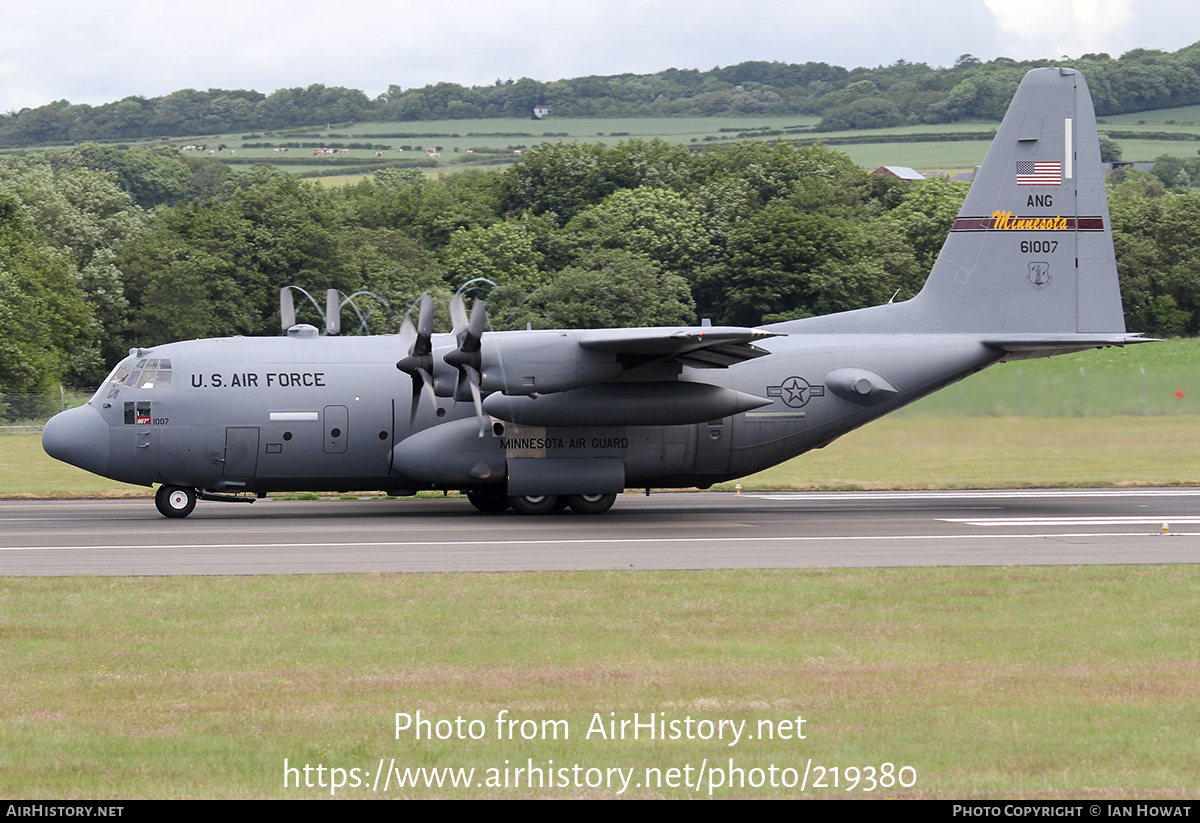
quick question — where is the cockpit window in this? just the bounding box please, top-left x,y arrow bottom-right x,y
108,358 -> 173,390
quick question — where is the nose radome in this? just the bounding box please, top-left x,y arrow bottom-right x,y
42,404 -> 110,478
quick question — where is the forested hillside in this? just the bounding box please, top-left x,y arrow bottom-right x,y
4,43 -> 1200,146
3,136 -> 1199,399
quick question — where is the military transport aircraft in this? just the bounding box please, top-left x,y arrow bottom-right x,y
43,68 -> 1148,518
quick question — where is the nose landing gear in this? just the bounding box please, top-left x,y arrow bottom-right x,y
155,485 -> 197,518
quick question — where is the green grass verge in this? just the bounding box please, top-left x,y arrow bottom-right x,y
723,416 -> 1200,491
2,567 -> 1198,798
901,340 -> 1200,417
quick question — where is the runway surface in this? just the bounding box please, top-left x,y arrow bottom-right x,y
1,489 -> 1198,575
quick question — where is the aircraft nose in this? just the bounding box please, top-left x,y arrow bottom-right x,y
42,404 -> 110,477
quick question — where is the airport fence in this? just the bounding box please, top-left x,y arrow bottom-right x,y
0,388 -> 92,432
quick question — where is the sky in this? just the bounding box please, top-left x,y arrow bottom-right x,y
2,0 -> 1198,113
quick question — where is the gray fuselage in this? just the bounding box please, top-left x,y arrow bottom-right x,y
46,329 -> 1001,496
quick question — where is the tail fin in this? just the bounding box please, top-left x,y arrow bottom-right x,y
782,67 -> 1141,347
917,66 -> 1124,334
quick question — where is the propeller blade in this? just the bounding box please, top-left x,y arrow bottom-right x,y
450,293 -> 468,336
464,365 -> 487,437
407,369 -> 437,427
325,289 -> 341,336
398,316 -> 416,353
465,299 -> 486,351
280,287 -> 296,332
416,294 -> 434,350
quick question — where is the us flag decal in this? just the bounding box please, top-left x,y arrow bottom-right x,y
1015,161 -> 1062,186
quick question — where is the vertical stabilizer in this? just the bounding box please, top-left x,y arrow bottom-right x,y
913,67 -> 1124,334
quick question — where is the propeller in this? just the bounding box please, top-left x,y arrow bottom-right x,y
396,294 -> 436,426
444,294 -> 489,436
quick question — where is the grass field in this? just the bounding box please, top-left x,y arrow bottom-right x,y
4,102 -> 1198,179
902,338 -> 1200,417
4,566 -> 1200,798
194,106 -> 1200,175
1100,105 -> 1200,126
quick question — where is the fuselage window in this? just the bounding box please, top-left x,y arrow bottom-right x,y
123,401 -> 153,425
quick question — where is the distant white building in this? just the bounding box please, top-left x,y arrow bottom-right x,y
872,165 -> 925,182
532,104 -> 552,118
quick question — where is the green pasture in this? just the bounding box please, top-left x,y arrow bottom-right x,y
903,338 -> 1200,417
832,140 -> 986,174
331,115 -> 822,141
7,101 -> 1200,177
3,565 -> 1199,798
1099,105 -> 1200,126
1104,138 -> 1200,162
210,106 -> 1200,176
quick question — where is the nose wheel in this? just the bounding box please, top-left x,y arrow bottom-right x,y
155,485 -> 197,518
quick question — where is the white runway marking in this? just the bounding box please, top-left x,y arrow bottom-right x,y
747,489 -> 1200,501
942,517 -> 1200,527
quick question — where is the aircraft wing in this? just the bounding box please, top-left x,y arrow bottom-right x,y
577,326 -> 782,368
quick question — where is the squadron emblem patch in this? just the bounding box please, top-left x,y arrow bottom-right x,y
1027,262 -> 1051,289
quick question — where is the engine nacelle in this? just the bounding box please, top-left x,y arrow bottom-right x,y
478,331 -> 622,396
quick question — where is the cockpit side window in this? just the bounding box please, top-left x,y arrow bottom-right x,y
111,358 -> 173,390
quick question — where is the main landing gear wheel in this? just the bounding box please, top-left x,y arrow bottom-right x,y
566,493 -> 617,515
467,490 -> 510,513
507,494 -> 560,515
155,485 -> 197,518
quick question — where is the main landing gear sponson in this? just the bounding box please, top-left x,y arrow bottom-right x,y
155,485 -> 197,518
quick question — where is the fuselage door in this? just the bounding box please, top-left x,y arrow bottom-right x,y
223,427 -> 260,478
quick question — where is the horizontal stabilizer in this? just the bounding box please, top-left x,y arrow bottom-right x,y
983,333 -> 1157,360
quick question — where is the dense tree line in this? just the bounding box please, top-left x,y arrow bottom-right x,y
4,43 -> 1200,147
4,137 -> 1200,399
